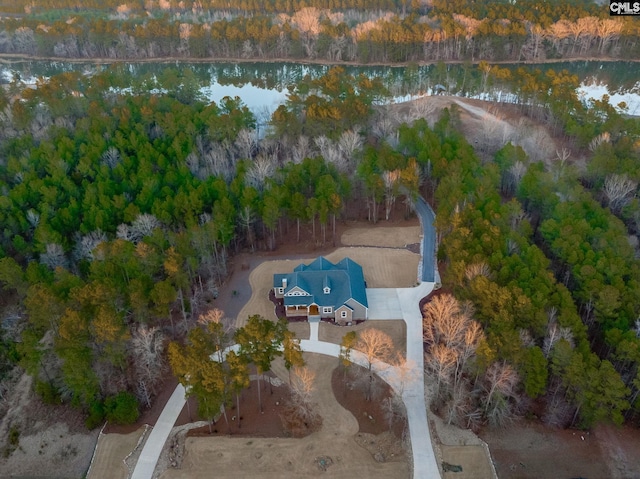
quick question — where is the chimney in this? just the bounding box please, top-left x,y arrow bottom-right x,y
282,278 -> 287,288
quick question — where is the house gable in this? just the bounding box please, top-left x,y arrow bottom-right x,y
273,256 -> 368,322
284,286 -> 311,297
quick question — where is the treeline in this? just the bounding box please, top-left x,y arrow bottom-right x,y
1,0 -> 399,16
1,0 -> 639,62
418,93 -> 640,427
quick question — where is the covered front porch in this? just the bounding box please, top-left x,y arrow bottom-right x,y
284,303 -> 320,319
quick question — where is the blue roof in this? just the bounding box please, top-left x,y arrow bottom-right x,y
273,256 -> 368,309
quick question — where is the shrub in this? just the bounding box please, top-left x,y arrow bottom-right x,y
8,426 -> 19,446
34,380 -> 60,404
85,400 -> 105,430
104,392 -> 139,425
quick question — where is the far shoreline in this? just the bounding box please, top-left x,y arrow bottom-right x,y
0,52 -> 639,68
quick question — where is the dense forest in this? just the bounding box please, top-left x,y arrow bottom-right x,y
0,0 -> 639,62
0,61 -> 639,429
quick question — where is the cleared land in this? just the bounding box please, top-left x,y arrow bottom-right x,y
158,354 -> 409,479
86,428 -> 147,479
340,225 -> 421,248
235,246 -> 420,328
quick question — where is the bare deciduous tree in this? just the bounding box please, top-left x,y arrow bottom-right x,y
203,141 -> 234,182
519,329 -> 535,348
426,343 -> 457,401
73,229 -> 108,262
130,213 -> 162,242
545,148 -> 571,182
509,160 -> 528,191
338,130 -> 363,171
290,366 -> 315,404
235,128 -> 257,159
283,366 -> 321,434
604,173 -> 637,214
356,328 -> 394,401
185,151 -> 200,177
383,170 -> 401,221
131,324 -> 165,407
198,308 -> 235,362
246,154 -> 276,191
40,243 -> 69,270
238,205 -> 256,252
13,27 -> 36,55
542,308 -> 574,358
589,132 -> 610,152
423,293 -> 485,424
382,394 -> 406,432
101,146 -> 121,169
390,353 -> 419,396
464,262 -> 491,282
116,223 -> 134,242
290,7 -> 322,58
26,209 -> 40,229
292,135 -> 311,164
483,361 -> 520,427
597,18 -> 623,54
423,294 -> 468,350
409,98 -> 437,124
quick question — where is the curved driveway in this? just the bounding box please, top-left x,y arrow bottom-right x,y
131,197 -> 442,479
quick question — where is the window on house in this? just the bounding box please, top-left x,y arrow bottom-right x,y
278,287 -> 284,294
323,287 -> 330,294
322,307 -> 332,314
341,311 -> 347,318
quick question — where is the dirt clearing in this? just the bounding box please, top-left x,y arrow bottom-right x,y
341,226 -> 421,248
0,373 -> 98,478
159,354 -> 409,479
86,427 -> 147,479
479,421 -> 640,479
235,246 -> 419,327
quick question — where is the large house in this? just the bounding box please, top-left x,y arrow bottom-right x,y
273,256 -> 368,325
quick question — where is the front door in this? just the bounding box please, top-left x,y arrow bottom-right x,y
308,304 -> 319,316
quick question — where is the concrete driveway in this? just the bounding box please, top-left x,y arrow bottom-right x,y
366,288 -> 403,319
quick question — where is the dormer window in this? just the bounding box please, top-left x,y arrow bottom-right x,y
323,275 -> 331,294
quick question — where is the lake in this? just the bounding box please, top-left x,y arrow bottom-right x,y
1,59 -> 639,115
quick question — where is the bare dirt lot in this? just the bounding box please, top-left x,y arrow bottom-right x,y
480,421 -> 640,479
86,427 -> 147,479
0,374 -> 99,479
158,354 -> 410,479
388,95 -> 559,163
235,246 -> 420,328
340,225 -> 421,248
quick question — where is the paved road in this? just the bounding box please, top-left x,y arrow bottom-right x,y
416,197 -> 437,283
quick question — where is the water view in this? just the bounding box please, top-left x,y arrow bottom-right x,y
1,60 -> 639,114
